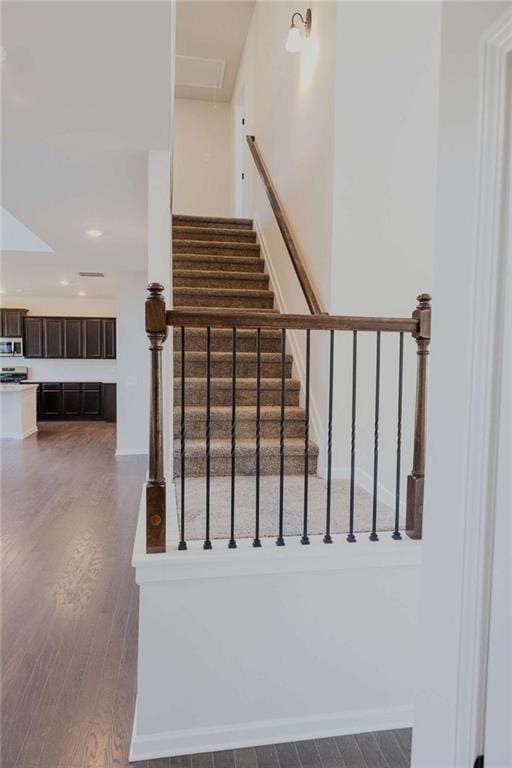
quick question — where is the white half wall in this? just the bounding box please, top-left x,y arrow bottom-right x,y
173,98 -> 234,218
131,493 -> 421,761
116,272 -> 149,455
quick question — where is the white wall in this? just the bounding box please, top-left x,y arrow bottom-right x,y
412,4 -> 511,767
234,1 -> 337,463
116,272 -> 149,455
173,98 -> 234,218
0,294 -> 116,381
329,1 -> 441,506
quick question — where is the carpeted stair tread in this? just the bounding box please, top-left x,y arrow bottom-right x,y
173,226 -> 257,243
173,214 -> 253,229
174,350 -> 293,378
174,239 -> 260,256
174,405 -> 305,420
173,254 -> 265,273
173,269 -> 269,290
173,305 -> 280,314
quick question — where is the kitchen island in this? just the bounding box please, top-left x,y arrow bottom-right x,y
0,383 -> 38,439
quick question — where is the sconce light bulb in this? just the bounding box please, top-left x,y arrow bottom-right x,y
285,25 -> 303,53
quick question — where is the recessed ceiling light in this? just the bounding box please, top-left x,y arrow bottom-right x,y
78,291 -> 87,297
86,229 -> 102,238
59,279 -> 69,286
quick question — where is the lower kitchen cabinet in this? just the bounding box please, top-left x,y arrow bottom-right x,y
62,383 -> 82,417
81,382 -> 102,417
30,382 -> 116,421
40,383 -> 62,418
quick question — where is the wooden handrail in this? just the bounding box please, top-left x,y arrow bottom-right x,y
167,307 -> 418,334
245,135 -> 324,315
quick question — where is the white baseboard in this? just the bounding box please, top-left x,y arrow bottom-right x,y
130,701 -> 413,761
1,426 -> 38,440
115,448 -> 148,456
317,463 -> 404,516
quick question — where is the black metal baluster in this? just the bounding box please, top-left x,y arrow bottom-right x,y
370,331 -> 381,542
347,331 -> 357,543
301,329 -> 311,545
229,327 -> 237,548
393,332 -> 404,540
253,328 -> 262,547
204,327 -> 212,550
276,328 -> 286,546
324,330 -> 334,543
179,326 -> 187,550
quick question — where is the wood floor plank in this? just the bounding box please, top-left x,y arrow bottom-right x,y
255,745 -> 280,768
192,753 -> 214,768
235,747 -> 258,768
295,741 -> 322,768
333,736 -> 367,768
372,731 -> 408,768
314,737 -> 346,768
393,729 -> 412,758
214,750 -> 236,768
275,742 -> 301,768
353,734 -> 390,768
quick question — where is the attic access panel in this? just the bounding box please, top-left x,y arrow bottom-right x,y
176,54 -> 226,90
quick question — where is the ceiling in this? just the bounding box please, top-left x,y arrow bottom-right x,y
176,1 -> 254,102
1,1 -> 173,298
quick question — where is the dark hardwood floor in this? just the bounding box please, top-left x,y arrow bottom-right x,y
1,422 -> 411,768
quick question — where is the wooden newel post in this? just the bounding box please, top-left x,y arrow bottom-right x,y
406,293 -> 432,540
146,282 -> 167,553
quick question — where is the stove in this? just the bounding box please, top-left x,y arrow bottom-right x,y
0,366 -> 29,383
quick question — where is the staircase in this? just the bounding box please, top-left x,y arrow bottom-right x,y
172,214 -> 318,477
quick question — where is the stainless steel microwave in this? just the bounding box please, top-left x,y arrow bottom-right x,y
0,338 -> 23,357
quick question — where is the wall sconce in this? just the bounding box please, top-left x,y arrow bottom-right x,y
285,8 -> 312,53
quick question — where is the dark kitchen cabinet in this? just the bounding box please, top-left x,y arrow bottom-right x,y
23,317 -> 44,358
101,383 -> 117,422
62,383 -> 82,417
43,318 -> 64,358
81,382 -> 102,417
1,308 -> 27,338
41,383 -> 62,418
23,315 -> 116,359
63,318 -> 82,358
102,319 -> 116,359
82,319 -> 103,359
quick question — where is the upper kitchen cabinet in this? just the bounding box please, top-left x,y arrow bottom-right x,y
82,318 -> 103,358
23,317 -> 44,358
1,308 -> 28,338
22,315 -> 116,359
102,318 -> 116,359
43,318 -> 64,358
63,318 -> 82,358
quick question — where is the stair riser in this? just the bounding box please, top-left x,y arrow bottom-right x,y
173,419 -> 306,440
174,330 -> 282,353
174,242 -> 260,257
174,358 -> 293,378
174,257 -> 265,274
174,385 -> 300,407
174,275 -> 269,290
173,292 -> 274,309
174,453 -> 317,477
173,229 -> 256,243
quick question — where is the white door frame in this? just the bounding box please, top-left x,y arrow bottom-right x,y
482,45 -> 512,768
234,86 -> 245,217
451,13 -> 512,765
412,10 -> 512,768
